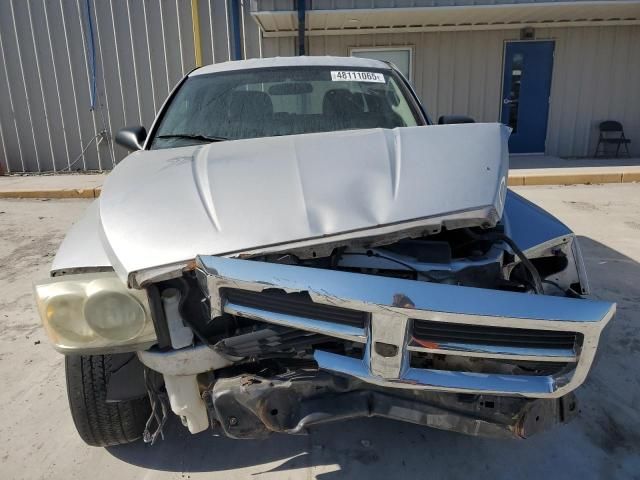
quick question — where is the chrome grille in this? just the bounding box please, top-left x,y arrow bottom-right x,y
223,288 -> 368,328
197,255 -> 615,399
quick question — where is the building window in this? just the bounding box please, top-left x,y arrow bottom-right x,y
350,47 -> 413,81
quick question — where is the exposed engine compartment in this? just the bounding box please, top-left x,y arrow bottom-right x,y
130,221 -> 601,441
147,224 -> 584,381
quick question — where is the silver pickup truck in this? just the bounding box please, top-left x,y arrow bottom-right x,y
34,56 -> 614,447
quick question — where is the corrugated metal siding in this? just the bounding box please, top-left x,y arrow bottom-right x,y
301,25 -> 640,156
253,0 -> 618,11
0,0 -> 237,173
543,26 -> 640,156
1,2 -> 638,173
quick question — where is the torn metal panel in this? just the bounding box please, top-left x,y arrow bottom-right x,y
208,371 -> 578,440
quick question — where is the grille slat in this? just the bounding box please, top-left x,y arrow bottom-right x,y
413,319 -> 578,350
412,330 -> 576,345
223,288 -> 368,328
413,324 -> 574,339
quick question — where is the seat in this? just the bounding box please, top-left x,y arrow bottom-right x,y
363,93 -> 404,128
227,90 -> 274,138
594,120 -> 631,158
322,89 -> 364,118
323,89 -> 404,131
228,90 -> 273,121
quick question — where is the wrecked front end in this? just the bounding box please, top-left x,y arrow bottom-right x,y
35,124 -> 614,443
134,229 -> 612,441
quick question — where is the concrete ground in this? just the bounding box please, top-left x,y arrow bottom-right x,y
1,184 -> 639,479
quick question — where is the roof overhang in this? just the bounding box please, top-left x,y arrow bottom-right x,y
251,1 -> 640,37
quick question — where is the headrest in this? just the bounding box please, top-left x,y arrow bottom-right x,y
322,89 -> 364,116
229,90 -> 273,120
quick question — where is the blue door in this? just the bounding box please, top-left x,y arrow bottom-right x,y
501,41 -> 554,153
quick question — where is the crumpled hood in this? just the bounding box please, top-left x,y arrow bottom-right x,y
98,123 -> 509,281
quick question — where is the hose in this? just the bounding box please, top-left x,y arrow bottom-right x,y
60,132 -> 103,172
339,250 -> 442,282
464,228 -> 544,294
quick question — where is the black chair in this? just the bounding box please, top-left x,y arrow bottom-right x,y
594,120 -> 631,158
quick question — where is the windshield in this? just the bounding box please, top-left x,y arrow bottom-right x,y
150,66 -> 421,149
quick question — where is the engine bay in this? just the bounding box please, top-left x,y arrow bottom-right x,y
146,224 -> 584,382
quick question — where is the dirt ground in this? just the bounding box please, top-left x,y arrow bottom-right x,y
1,183 -> 639,479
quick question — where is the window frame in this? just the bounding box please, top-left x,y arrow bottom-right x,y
349,46 -> 414,84
145,64 -> 429,150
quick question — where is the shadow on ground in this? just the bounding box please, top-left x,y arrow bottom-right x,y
108,236 -> 640,479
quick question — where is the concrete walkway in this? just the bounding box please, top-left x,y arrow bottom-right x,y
0,173 -> 106,198
508,155 -> 640,185
509,154 -> 640,170
0,156 -> 639,198
509,165 -> 640,186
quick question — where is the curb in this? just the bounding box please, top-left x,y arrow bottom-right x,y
0,172 -> 638,199
0,188 -> 100,199
507,170 -> 640,187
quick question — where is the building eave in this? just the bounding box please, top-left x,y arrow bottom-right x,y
251,1 -> 640,37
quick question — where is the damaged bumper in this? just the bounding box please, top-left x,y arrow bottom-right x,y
137,254 -> 613,439
195,255 -> 614,398
206,371 -> 577,440
139,345 -> 578,439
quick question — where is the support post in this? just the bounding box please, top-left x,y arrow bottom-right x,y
297,0 -> 306,56
229,0 -> 243,60
191,0 -> 203,67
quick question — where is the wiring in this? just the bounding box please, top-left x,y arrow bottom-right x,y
79,0 -> 116,169
542,279 -> 583,299
464,228 -> 544,294
339,251 -> 442,282
60,132 -> 104,172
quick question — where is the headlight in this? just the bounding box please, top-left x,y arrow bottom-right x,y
45,284 -> 93,342
34,272 -> 156,353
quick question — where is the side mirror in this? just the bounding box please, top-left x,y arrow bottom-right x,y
437,115 -> 475,125
115,126 -> 147,151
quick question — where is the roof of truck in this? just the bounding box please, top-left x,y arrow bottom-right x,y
191,56 -> 392,76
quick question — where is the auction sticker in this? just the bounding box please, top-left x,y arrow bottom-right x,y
331,71 -> 385,83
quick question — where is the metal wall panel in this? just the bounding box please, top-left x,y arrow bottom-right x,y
543,25 -> 640,156
241,0 -> 263,58
1,0 -> 43,172
253,0 -> 624,11
0,0 -> 237,172
200,0 -> 232,63
301,25 -> 639,156
1,2 -> 638,173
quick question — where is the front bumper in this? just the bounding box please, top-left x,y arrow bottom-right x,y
195,255 -> 615,398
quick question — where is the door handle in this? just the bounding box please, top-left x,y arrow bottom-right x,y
503,98 -> 519,105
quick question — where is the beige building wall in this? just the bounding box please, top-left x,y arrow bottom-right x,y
293,25 -> 640,157
2,0 -> 636,172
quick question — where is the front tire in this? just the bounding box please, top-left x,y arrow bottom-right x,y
65,354 -> 150,447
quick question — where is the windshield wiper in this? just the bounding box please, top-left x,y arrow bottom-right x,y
156,133 -> 228,143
